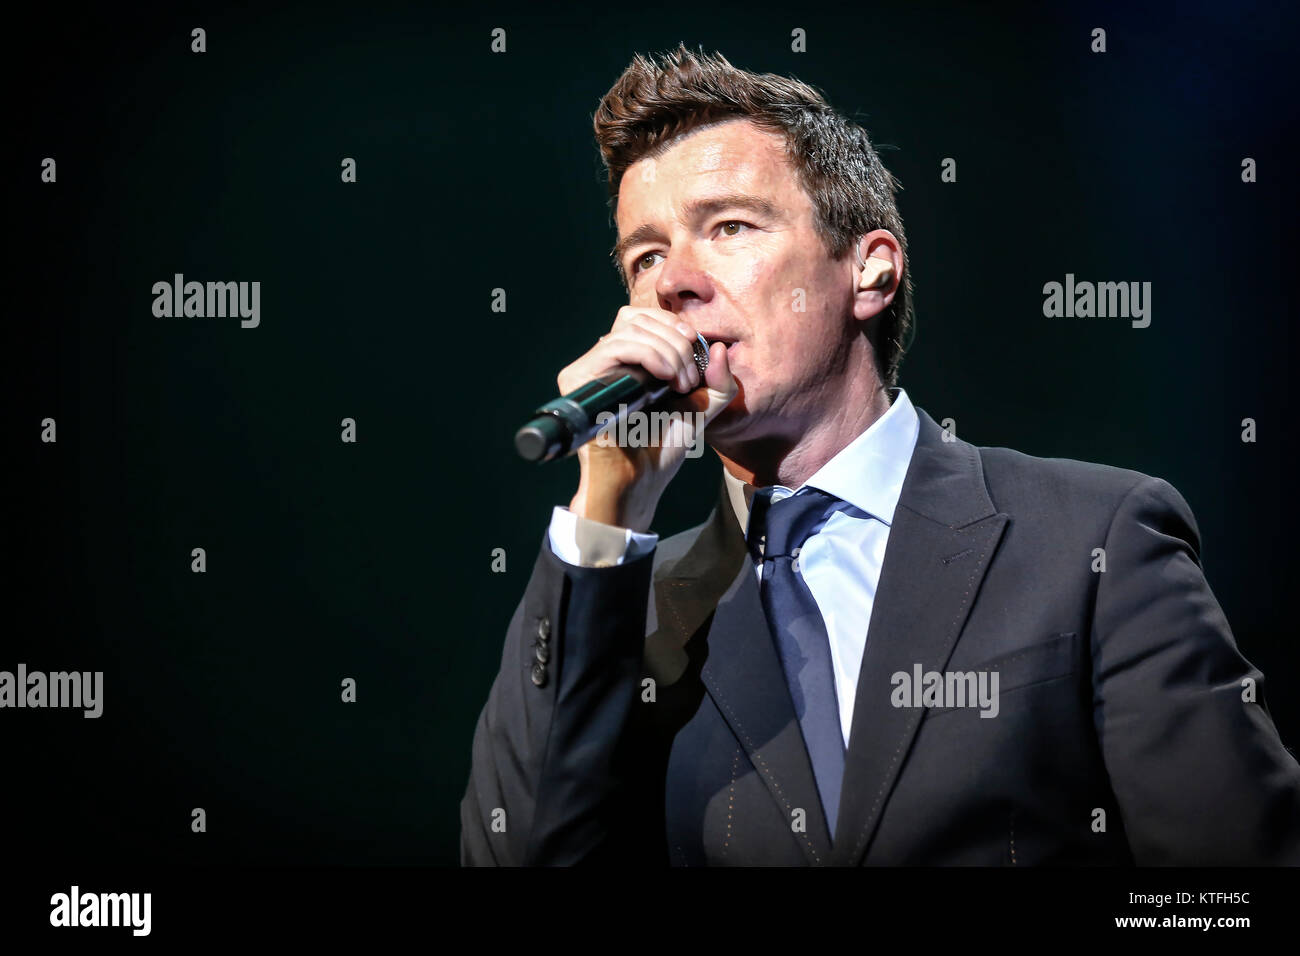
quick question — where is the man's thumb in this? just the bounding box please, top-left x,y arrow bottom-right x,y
699,342 -> 739,425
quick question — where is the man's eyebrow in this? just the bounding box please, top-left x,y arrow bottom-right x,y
610,193 -> 783,270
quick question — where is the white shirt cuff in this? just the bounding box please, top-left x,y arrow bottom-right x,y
547,506 -> 659,568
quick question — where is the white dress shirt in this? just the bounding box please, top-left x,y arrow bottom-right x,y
546,388 -> 922,748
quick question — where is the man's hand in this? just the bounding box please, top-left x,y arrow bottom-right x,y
559,306 -> 737,533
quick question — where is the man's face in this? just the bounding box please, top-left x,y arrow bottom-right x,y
614,118 -> 858,442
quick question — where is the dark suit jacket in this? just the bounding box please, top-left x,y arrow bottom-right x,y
461,406 -> 1300,865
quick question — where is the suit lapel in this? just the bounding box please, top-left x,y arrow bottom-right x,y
649,475 -> 834,864
829,407 -> 1009,865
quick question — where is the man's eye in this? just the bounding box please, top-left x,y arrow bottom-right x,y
632,251 -> 662,275
629,225 -> 748,279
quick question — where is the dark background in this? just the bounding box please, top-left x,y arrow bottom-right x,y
7,0 -> 1297,865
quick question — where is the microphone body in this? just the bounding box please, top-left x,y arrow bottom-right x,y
515,333 -> 710,463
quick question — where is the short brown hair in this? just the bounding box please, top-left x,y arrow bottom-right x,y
593,43 -> 915,389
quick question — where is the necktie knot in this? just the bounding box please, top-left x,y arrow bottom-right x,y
753,487 -> 843,560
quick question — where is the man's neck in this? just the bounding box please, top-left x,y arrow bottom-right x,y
714,382 -> 894,490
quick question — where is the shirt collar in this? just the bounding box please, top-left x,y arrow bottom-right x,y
721,387 -> 921,537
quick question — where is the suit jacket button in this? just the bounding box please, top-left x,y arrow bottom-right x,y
535,642 -> 551,664
531,661 -> 548,687
537,617 -> 551,642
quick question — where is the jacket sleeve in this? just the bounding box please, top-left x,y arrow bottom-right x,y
459,529 -> 659,865
1091,475 -> 1300,864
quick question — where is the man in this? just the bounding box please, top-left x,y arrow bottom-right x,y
460,44 -> 1300,865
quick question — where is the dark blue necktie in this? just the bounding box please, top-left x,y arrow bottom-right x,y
750,487 -> 851,841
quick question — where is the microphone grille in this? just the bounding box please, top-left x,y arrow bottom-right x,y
692,333 -> 710,375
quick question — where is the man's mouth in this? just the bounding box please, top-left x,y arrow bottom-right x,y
691,332 -> 740,369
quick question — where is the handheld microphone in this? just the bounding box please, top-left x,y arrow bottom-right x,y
515,333 -> 711,463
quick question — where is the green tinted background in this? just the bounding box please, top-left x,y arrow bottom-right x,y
9,0 -> 1297,863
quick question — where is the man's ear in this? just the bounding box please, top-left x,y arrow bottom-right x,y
853,231 -> 903,319
855,231 -> 902,294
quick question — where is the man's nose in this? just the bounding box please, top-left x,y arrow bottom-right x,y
654,241 -> 712,310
